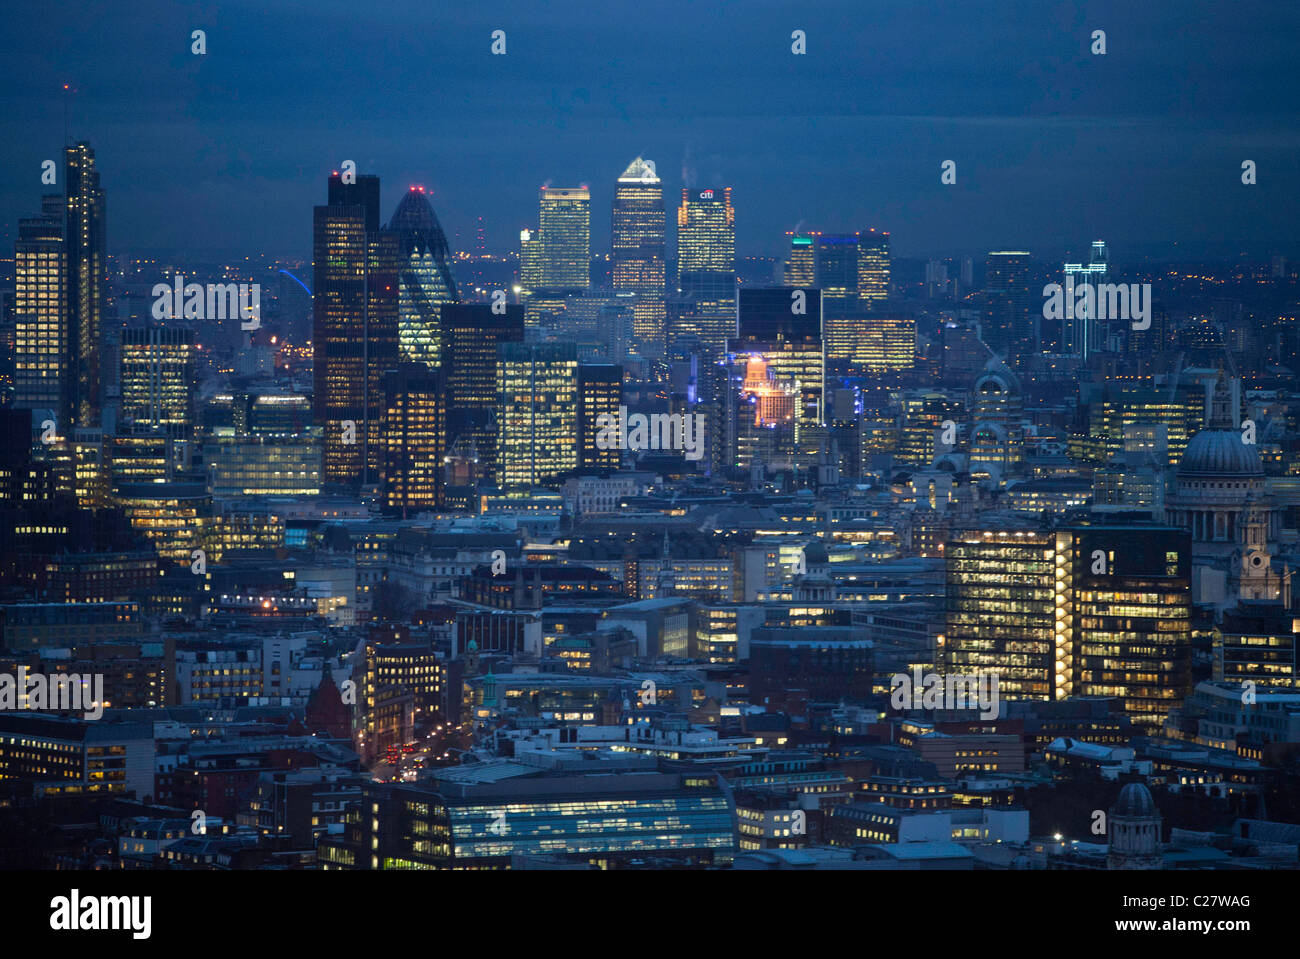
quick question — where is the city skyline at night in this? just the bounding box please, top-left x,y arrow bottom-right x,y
1,3 -> 1297,937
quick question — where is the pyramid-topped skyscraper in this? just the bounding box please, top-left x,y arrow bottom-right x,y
611,157 -> 666,359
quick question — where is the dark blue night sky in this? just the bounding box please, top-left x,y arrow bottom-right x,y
2,0 -> 1296,260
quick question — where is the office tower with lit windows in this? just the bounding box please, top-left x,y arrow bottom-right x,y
312,171 -> 400,486
673,187 -> 737,360
946,523 -> 1193,730
945,527 -> 1060,702
538,187 -> 591,289
669,273 -> 738,361
611,158 -> 667,358
520,187 -> 590,331
732,287 -> 824,433
1079,383 -> 1204,467
72,427 -> 109,508
863,313 -> 915,371
1070,524 -> 1191,732
969,360 -> 1024,480
204,429 -> 322,498
677,188 -> 734,278
13,198 -> 66,419
497,341 -> 578,491
577,363 -> 623,471
857,228 -> 890,305
109,428 -> 175,487
113,481 -> 211,566
381,363 -> 447,516
782,233 -> 816,286
120,325 -> 196,440
318,773 -> 733,870
64,142 -> 106,430
982,251 -> 1033,356
815,234 -> 860,309
824,310 -> 916,369
385,186 -> 459,370
519,230 -> 539,289
439,303 -> 525,483
1214,604 -> 1299,689
896,391 -> 964,467
239,391 -> 313,434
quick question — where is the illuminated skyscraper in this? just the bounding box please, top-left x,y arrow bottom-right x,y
945,523 -> 1192,731
814,234 -> 860,309
896,391 -> 964,467
968,360 -> 1024,480
861,313 -> 915,371
538,187 -> 590,289
385,186 -> 459,369
13,197 -> 66,418
1070,524 -> 1191,732
733,287 -> 824,431
120,325 -> 196,440
668,273 -> 738,361
64,142 -> 107,429
782,233 -> 816,286
673,188 -> 736,360
439,303 -> 525,483
497,341 -> 578,491
982,251 -> 1033,356
857,228 -> 890,305
1059,240 -> 1108,357
945,527 -> 1059,702
677,188 -> 734,278
577,363 -> 623,471
519,228 -> 542,294
823,310 -> 916,369
312,171 -> 400,485
382,363 -> 447,516
817,229 -> 892,362
612,158 -> 666,359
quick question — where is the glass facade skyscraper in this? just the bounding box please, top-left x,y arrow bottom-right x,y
611,158 -> 666,359
120,325 -> 196,440
1071,525 -> 1191,732
733,287 -> 824,433
386,187 -> 459,370
673,188 -> 736,360
382,363 -> 447,516
577,363 -> 623,471
783,232 -> 816,286
13,197 -> 66,419
982,251 -> 1033,355
814,234 -> 860,310
1059,239 -> 1109,357
945,528 -> 1060,702
439,303 -> 525,483
677,187 -> 734,278
312,171 -> 400,485
857,228 -> 890,304
946,524 -> 1193,730
537,186 -> 590,289
319,775 -> 735,870
64,142 -> 106,431
497,341 -> 579,491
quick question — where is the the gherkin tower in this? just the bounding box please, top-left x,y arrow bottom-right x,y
385,187 -> 460,368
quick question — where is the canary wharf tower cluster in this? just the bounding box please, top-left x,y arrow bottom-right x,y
1,1 -> 1299,881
